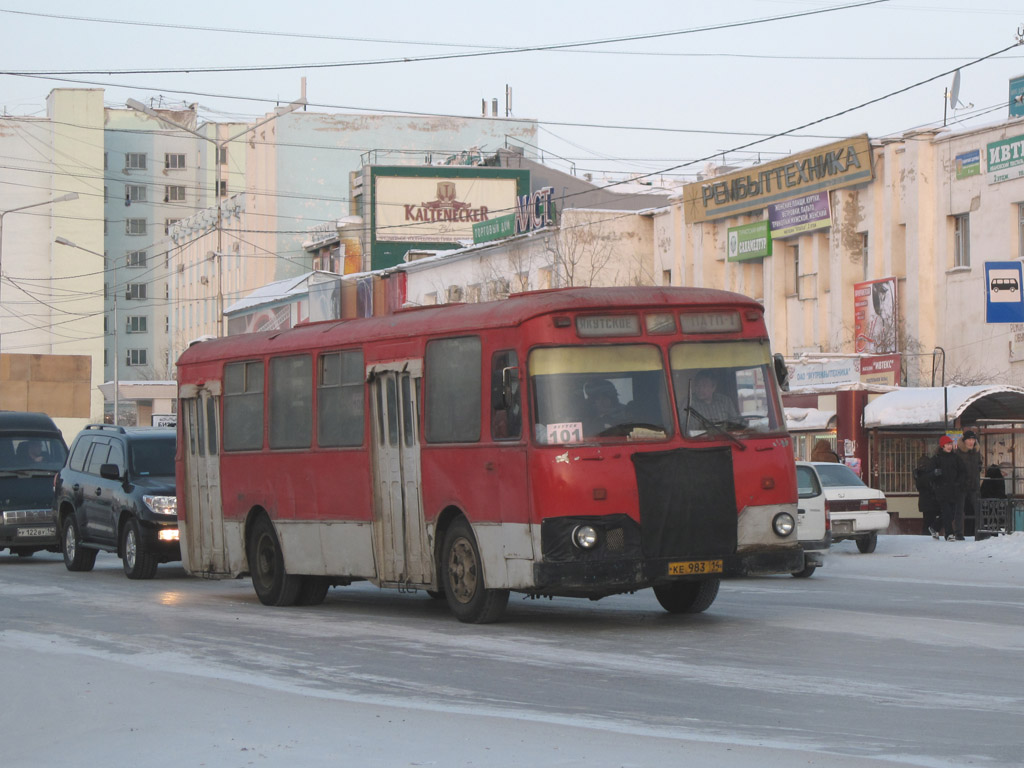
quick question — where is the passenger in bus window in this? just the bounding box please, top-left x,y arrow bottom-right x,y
689,370 -> 741,424
583,379 -> 629,436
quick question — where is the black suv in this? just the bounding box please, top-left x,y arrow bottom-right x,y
0,411 -> 68,557
54,424 -> 178,578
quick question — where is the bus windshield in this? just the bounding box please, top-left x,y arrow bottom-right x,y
529,345 -> 673,444
670,340 -> 784,439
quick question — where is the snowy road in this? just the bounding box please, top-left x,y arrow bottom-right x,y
2,535 -> 1022,768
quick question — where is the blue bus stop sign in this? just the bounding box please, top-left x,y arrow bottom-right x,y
985,261 -> 1024,323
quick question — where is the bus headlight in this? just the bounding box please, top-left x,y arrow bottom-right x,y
772,512 -> 796,537
572,525 -> 599,550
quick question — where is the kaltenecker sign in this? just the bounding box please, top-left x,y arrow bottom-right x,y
682,134 -> 874,224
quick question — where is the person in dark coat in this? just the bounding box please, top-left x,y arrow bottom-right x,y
930,435 -> 967,541
811,439 -> 841,463
980,465 -> 1007,499
914,453 -> 940,537
957,429 -> 983,540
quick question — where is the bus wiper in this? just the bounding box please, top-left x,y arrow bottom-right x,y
684,406 -> 746,451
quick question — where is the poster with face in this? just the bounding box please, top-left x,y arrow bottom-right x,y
854,277 -> 898,354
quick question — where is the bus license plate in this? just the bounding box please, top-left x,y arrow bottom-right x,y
17,526 -> 55,538
668,559 -> 723,576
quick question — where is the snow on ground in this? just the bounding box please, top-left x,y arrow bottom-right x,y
826,531 -> 1024,584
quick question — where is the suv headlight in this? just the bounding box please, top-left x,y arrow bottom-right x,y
143,495 -> 178,516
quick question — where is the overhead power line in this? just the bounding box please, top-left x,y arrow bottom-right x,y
1,2 -> 889,75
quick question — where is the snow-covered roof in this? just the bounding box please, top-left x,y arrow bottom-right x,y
784,407 -> 836,432
224,272 -> 317,315
864,385 -> 1024,429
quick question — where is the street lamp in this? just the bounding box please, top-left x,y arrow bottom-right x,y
125,96 -> 306,337
0,191 -> 79,359
55,236 -> 119,425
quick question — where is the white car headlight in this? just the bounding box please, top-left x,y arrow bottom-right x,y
143,495 -> 178,516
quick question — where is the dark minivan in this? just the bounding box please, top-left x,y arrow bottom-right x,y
54,424 -> 178,578
0,411 -> 68,557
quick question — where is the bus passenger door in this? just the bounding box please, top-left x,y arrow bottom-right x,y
369,360 -> 429,586
180,383 -> 226,575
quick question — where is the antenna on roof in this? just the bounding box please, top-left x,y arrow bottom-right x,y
944,70 -> 973,126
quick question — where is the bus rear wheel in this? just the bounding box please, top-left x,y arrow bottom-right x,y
653,578 -> 720,614
248,516 -> 301,606
441,518 -> 509,624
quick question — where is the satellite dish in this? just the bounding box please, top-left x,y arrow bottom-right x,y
948,70 -> 961,108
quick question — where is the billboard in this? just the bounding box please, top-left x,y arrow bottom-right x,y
768,192 -> 831,239
727,220 -> 771,261
375,175 -> 519,244
854,277 -> 898,354
681,134 -> 872,223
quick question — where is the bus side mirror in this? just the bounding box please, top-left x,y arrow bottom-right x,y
502,366 -> 520,408
773,353 -> 790,392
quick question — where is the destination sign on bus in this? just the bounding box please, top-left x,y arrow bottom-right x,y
679,312 -> 742,334
576,315 -> 641,337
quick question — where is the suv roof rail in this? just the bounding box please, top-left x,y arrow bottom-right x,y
84,423 -> 128,434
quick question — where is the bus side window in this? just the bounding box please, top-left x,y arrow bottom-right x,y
490,349 -> 521,440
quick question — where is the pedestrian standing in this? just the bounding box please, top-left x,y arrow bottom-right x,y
914,453 -> 940,537
930,435 -> 967,541
957,429 -> 983,540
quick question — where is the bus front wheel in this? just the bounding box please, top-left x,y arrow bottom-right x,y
441,518 -> 509,624
653,578 -> 720,614
248,516 -> 301,606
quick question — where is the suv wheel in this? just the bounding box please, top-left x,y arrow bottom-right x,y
62,516 -> 97,572
122,517 -> 158,579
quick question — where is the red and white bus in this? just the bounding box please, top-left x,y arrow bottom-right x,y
176,286 -> 802,623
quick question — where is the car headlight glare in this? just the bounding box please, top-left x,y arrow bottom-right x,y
772,512 -> 796,537
143,495 -> 178,516
572,524 -> 599,550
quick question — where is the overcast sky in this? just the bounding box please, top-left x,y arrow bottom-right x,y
3,0 -> 1024,182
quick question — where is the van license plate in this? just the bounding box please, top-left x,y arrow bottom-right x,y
668,559 -> 723,576
17,526 -> 55,538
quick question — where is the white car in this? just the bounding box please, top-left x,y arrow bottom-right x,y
794,462 -> 832,577
796,461 -> 888,555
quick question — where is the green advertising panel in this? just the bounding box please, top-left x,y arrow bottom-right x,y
473,213 -> 515,244
727,220 -> 772,262
987,133 -> 1024,184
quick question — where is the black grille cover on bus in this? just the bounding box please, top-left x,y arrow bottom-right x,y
632,446 -> 738,560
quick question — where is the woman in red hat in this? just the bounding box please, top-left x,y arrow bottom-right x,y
929,435 -> 968,541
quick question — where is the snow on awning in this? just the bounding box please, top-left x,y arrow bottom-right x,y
864,386 -> 1024,429
784,407 -> 836,431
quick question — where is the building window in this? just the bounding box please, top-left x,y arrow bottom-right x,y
126,283 -> 147,300
125,184 -> 146,203
876,434 -> 937,494
103,185 -> 108,202
218,147 -> 228,165
954,213 -> 970,268
218,180 -> 228,197
447,285 -> 464,303
165,218 -> 181,236
126,250 -> 147,268
165,185 -> 186,203
165,153 -> 186,170
860,232 -> 869,281
467,284 -> 482,303
125,153 -> 146,170
126,218 -> 146,236
785,244 -> 799,296
104,152 -> 108,171
126,316 -> 148,333
126,348 -> 148,367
